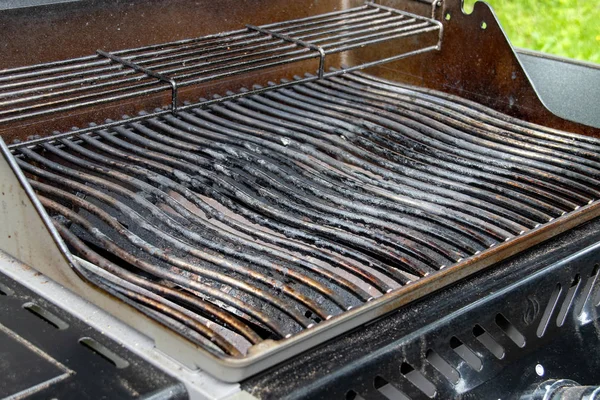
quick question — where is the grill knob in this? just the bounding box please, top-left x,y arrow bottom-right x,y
521,379 -> 600,400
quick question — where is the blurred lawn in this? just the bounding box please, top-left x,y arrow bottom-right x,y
463,0 -> 599,63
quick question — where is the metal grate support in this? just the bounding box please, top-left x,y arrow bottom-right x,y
1,2 -> 442,149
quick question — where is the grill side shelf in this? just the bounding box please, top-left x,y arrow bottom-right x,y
0,269 -> 188,400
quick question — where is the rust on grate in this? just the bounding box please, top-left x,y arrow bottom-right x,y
13,73 -> 600,357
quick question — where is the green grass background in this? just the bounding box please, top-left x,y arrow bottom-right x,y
463,0 -> 599,63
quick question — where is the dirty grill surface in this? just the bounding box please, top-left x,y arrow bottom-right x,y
14,72 -> 600,357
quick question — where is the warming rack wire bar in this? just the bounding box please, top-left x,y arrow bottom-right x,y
2,2 -> 442,149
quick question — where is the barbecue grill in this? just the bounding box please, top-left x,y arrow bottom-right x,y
1,0 -> 599,399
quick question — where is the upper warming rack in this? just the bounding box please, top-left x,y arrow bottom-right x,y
0,2 -> 442,148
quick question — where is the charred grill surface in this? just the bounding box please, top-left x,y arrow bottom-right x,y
14,72 -> 600,357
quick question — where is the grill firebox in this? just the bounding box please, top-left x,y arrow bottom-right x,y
13,71 -> 600,358
1,0 -> 599,385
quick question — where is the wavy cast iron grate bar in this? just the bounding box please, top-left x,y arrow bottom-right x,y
13,72 -> 600,357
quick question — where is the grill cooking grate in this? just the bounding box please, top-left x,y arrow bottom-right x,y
13,72 -> 600,357
0,2 -> 441,142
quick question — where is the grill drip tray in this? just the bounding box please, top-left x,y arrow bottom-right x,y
7,72 -> 600,378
